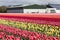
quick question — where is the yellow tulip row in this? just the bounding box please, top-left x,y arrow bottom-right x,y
0,19 -> 60,38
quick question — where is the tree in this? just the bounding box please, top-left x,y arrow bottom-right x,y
0,6 -> 7,13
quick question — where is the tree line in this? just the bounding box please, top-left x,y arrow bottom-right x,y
0,6 -> 7,13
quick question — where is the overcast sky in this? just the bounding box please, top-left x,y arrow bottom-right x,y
0,0 -> 60,6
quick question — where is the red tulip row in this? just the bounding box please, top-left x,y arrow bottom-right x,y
0,32 -> 20,40
0,24 -> 40,40
0,17 -> 60,26
0,24 -> 60,40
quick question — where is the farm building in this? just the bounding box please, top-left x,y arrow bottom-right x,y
7,4 -> 52,13
47,4 -> 60,13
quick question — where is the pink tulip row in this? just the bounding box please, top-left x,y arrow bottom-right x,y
0,24 -> 41,40
0,32 -> 20,40
0,17 -> 60,26
0,24 -> 60,40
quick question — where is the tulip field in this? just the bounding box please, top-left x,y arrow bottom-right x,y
0,13 -> 60,40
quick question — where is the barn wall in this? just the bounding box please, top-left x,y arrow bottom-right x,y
56,10 -> 60,13
7,9 -> 23,13
24,9 -> 60,13
24,9 -> 46,13
7,8 -> 60,13
7,7 -> 23,13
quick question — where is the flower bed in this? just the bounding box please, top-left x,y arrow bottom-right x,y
0,14 -> 60,40
0,15 -> 60,26
0,19 -> 60,38
0,24 -> 60,40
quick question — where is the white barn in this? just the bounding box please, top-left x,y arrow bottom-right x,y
7,4 -> 51,13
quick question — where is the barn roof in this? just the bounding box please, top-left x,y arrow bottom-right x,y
7,4 -> 48,9
24,4 -> 48,9
49,4 -> 60,10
